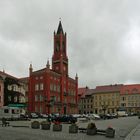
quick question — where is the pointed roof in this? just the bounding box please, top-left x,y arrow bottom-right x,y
46,59 -> 50,69
57,21 -> 64,34
0,71 -> 18,80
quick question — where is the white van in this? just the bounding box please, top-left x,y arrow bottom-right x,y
117,111 -> 128,117
0,106 -> 21,120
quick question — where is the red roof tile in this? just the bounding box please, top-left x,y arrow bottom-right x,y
78,87 -> 89,95
120,84 -> 140,95
95,84 -> 123,93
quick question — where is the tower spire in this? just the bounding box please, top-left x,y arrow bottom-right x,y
57,20 -> 64,34
52,21 -> 68,75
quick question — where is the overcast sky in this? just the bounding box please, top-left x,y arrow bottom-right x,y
1,0 -> 140,88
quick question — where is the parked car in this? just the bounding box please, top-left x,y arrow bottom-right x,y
71,114 -> 82,118
19,114 -> 30,121
52,115 -> 77,123
30,113 -> 39,118
111,113 -> 118,118
88,114 -> 101,120
100,114 -> 114,119
40,113 -> 48,118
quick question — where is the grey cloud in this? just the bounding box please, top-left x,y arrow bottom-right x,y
0,0 -> 140,88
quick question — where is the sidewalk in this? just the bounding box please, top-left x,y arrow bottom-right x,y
125,123 -> 140,140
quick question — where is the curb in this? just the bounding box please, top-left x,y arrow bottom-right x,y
12,125 -> 29,128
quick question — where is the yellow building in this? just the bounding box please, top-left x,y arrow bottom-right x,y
79,84 -> 123,114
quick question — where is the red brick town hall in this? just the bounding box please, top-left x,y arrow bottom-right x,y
28,21 -> 78,114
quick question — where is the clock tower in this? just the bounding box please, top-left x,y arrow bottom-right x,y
52,21 -> 68,76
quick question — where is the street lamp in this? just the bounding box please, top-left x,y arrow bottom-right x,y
44,96 -> 54,114
101,102 -> 108,119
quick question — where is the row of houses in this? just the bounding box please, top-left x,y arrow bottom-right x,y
78,84 -> 140,115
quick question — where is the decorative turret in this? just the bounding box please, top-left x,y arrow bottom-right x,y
75,73 -> 78,80
46,59 -> 50,69
29,63 -> 33,75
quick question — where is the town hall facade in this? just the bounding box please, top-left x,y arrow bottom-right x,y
28,21 -> 78,114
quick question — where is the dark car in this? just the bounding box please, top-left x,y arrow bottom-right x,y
53,115 -> 77,123
100,114 -> 114,120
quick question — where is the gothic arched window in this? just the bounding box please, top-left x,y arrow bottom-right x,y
56,41 -> 60,52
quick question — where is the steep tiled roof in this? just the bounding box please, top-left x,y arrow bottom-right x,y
78,87 -> 89,96
31,68 -> 46,75
19,77 -> 29,83
78,87 -> 92,99
80,84 -> 124,99
120,84 -> 140,95
95,84 -> 123,93
0,71 -> 18,79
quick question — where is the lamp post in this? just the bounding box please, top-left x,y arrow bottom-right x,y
44,96 -> 54,114
101,103 -> 108,120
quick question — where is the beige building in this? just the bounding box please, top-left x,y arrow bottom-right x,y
120,84 -> 140,114
79,84 -> 123,114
